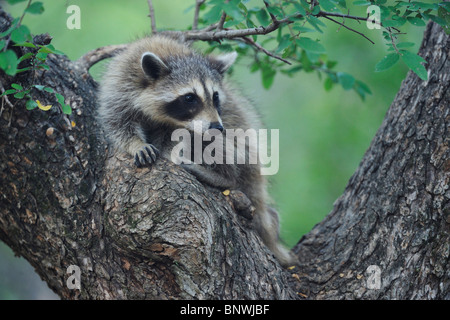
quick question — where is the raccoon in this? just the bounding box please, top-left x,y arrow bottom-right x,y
98,35 -> 293,266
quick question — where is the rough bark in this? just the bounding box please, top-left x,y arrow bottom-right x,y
0,5 -> 448,300
0,9 -> 296,300
293,22 -> 449,299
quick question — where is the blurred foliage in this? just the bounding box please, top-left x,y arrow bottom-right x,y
0,0 -> 438,299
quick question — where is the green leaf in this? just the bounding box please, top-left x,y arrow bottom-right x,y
320,0 -> 340,12
11,83 -> 23,90
25,1 -> 45,14
437,6 -> 450,35
276,34 -> 291,53
13,41 -> 36,48
407,16 -> 426,26
255,8 -> 270,26
382,19 -> 401,27
306,16 -> 325,33
203,5 -> 223,24
0,18 -> 19,38
355,80 -> 372,95
353,1 -> 371,6
0,40 -> 5,51
55,93 -> 72,114
426,14 -> 446,27
396,42 -> 415,49
266,5 -> 283,17
439,2 -> 450,12
324,76 -> 334,91
18,52 -> 33,62
37,63 -> 50,70
293,2 -> 307,16
337,72 -> 355,90
375,53 -> 400,72
39,44 -> 64,55
55,92 -> 65,105
326,60 -> 337,69
14,91 -> 26,99
62,104 -> 72,115
223,0 -> 245,22
0,49 -> 19,76
400,50 -> 427,80
5,0 -> 28,4
1,89 -> 17,96
26,99 -> 38,110
36,51 -> 48,61
296,37 -> 326,54
261,64 -> 276,89
10,25 -> 31,44
292,25 -> 316,33
311,4 -> 320,15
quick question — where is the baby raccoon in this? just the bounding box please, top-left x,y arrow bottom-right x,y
98,35 -> 293,266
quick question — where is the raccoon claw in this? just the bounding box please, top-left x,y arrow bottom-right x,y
134,144 -> 159,167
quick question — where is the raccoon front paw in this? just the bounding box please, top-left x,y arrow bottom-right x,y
134,144 -> 160,167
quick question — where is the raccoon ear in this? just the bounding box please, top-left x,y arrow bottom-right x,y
211,51 -> 237,74
141,52 -> 169,79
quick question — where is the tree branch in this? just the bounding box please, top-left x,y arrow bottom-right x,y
147,0 -> 157,34
240,37 -> 292,65
75,44 -> 127,72
193,0 -> 206,31
216,11 -> 227,31
321,15 -> 375,44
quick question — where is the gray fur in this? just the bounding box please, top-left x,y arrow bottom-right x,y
98,35 -> 293,266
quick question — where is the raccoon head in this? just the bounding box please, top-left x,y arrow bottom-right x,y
137,50 -> 237,134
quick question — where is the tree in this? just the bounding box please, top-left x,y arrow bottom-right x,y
0,1 -> 448,300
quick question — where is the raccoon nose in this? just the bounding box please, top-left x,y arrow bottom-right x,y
209,122 -> 224,132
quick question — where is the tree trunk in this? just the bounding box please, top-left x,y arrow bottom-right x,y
0,5 -> 448,300
293,21 -> 449,299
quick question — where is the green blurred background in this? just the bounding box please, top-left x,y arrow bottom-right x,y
0,0 -> 427,299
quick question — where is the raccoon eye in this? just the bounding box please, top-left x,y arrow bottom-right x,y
184,93 -> 197,104
213,91 -> 219,102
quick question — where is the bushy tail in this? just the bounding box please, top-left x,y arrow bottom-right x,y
254,206 -> 295,267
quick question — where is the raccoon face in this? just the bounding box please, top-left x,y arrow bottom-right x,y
138,50 -> 237,134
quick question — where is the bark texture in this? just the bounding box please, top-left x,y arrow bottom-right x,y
0,5 -> 448,300
293,22 -> 449,299
0,9 -> 295,300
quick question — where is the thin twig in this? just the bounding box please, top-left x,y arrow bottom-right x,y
147,0 -> 157,34
321,15 -> 375,44
0,83 -> 17,127
75,44 -> 128,72
193,0 -> 206,31
387,27 -> 400,54
18,0 -> 32,25
263,0 -> 279,25
216,12 -> 227,31
241,37 -> 291,65
318,11 -> 370,22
